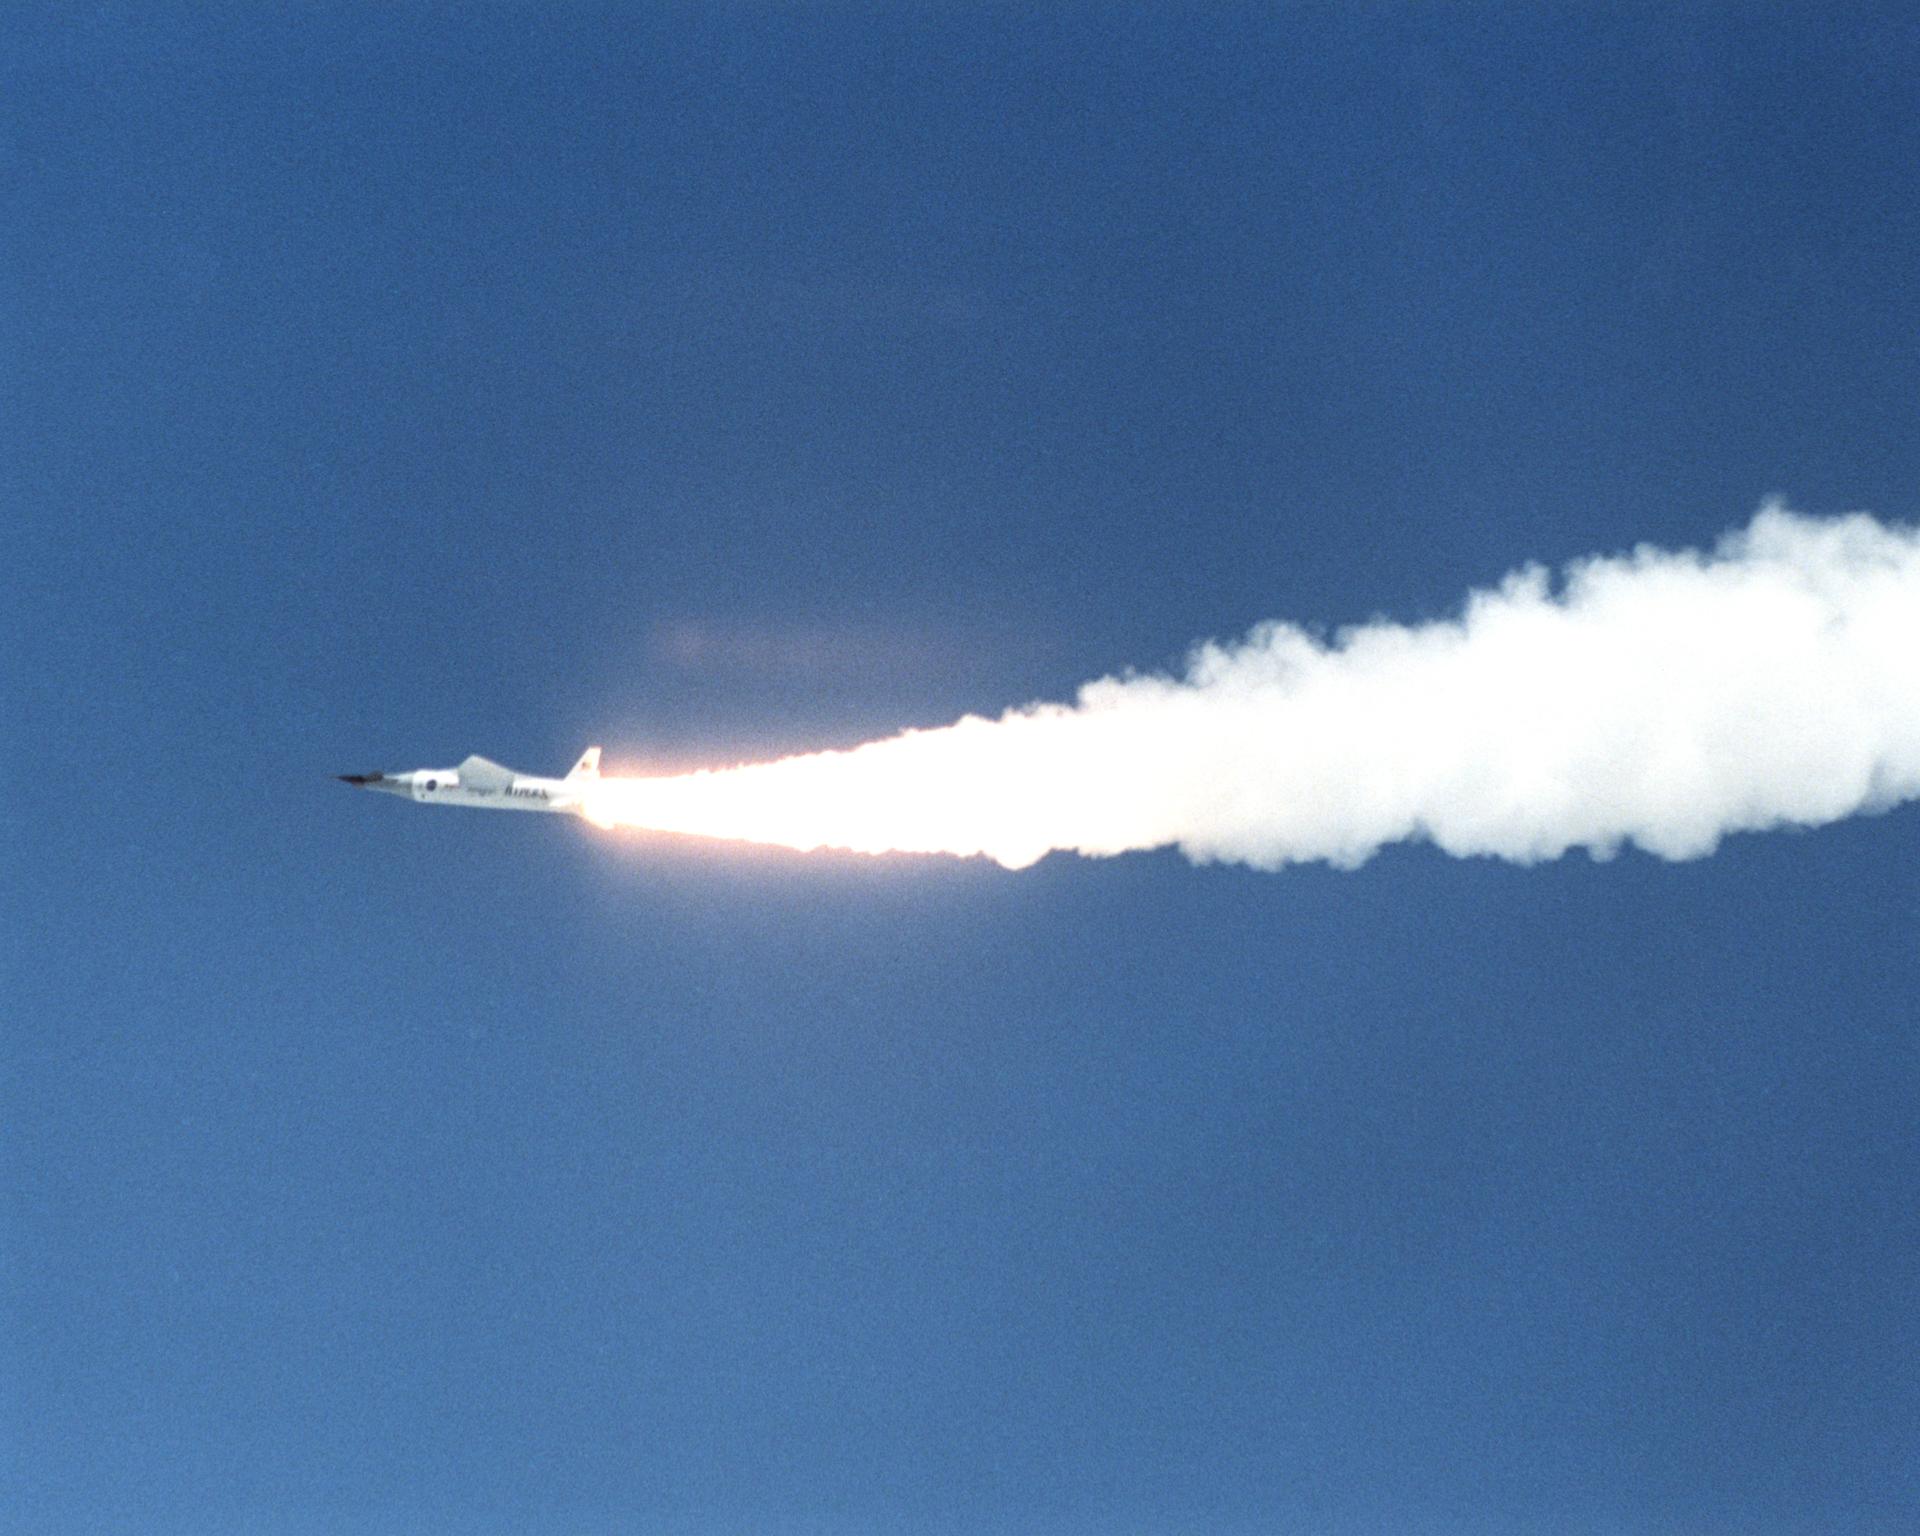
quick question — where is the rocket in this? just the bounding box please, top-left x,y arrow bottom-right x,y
339,747 -> 601,816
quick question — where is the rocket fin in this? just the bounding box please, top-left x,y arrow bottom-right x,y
457,755 -> 516,794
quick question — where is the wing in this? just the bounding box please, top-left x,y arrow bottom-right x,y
456,755 -> 516,794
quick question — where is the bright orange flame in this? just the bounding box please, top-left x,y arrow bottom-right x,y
578,705 -> 1164,869
580,734 -> 1051,868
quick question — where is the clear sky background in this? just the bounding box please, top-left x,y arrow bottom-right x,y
6,5 -> 1919,1533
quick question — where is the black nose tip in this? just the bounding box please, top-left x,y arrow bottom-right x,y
338,773 -> 379,786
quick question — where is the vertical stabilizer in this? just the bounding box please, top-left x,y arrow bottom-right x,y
566,746 -> 602,781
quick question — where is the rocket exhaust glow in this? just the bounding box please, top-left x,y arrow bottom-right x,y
584,505 -> 1920,871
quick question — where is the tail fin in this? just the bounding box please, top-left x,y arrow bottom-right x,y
565,746 -> 602,782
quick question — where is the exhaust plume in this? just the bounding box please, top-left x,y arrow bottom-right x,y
586,505 -> 1920,870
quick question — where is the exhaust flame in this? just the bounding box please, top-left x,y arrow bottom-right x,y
584,505 -> 1920,871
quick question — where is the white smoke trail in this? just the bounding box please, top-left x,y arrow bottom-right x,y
587,505 -> 1920,870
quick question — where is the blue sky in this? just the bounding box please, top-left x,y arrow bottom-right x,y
6,5 -> 1919,1532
